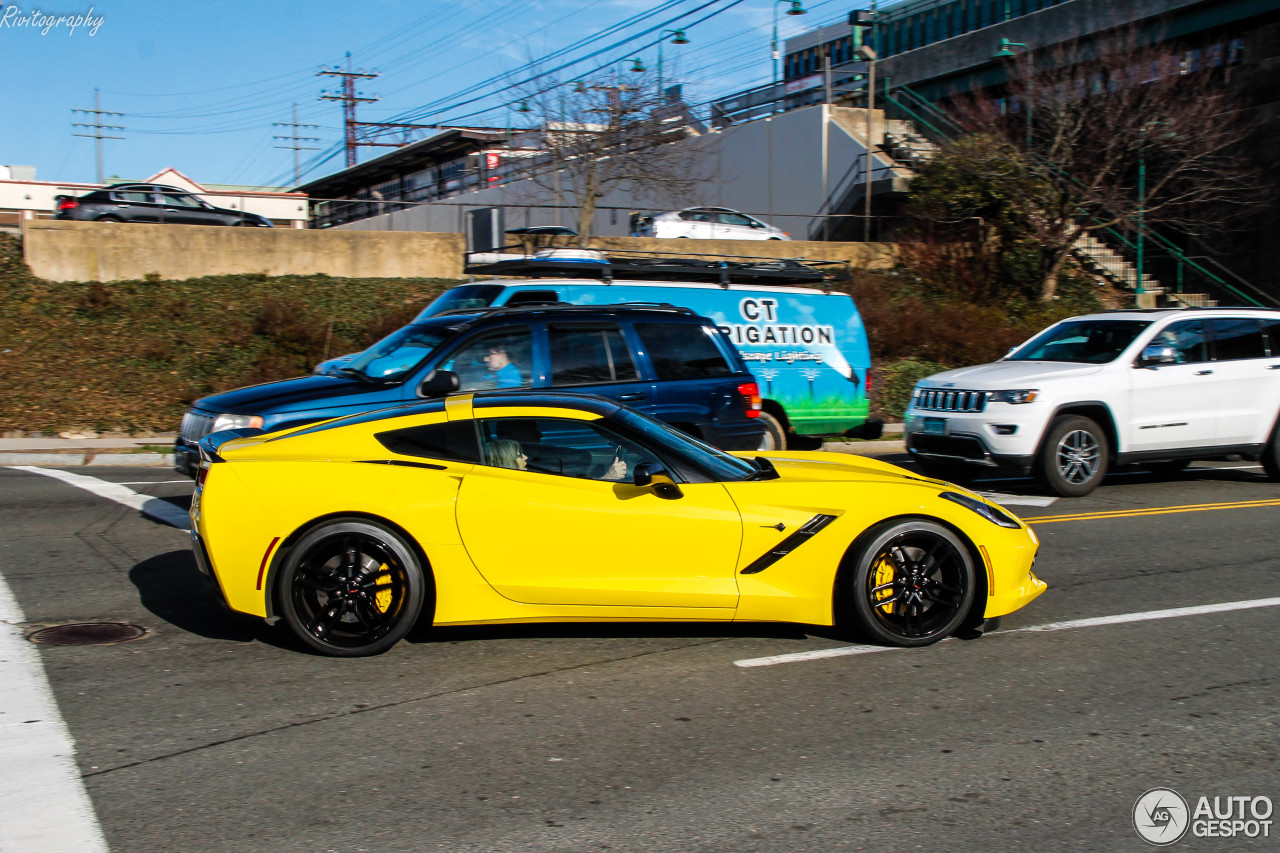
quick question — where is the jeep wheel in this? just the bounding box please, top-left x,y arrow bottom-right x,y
1038,415 -> 1109,497
756,412 -> 787,451
1262,421 -> 1280,481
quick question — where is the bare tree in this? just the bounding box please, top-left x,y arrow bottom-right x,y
943,28 -> 1259,300
510,69 -> 709,244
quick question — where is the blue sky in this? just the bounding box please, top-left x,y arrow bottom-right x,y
0,0 -> 862,189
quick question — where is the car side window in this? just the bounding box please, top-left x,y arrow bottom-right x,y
1152,319 -> 1209,364
718,212 -> 754,227
375,420 -> 481,463
548,324 -> 638,384
634,322 -> 733,379
1208,318 -> 1266,361
438,327 -> 532,392
116,191 -> 153,203
1259,318 -> 1280,357
162,193 -> 203,208
477,417 -> 661,482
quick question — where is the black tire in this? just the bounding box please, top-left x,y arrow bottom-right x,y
756,411 -> 787,451
1037,415 -> 1109,497
1263,421 -> 1280,481
278,519 -> 427,657
843,519 -> 977,647
96,215 -> 123,223
1144,459 -> 1191,477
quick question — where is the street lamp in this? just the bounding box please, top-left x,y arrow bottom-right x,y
657,28 -> 689,102
992,38 -> 1032,151
772,0 -> 806,108
626,57 -> 646,74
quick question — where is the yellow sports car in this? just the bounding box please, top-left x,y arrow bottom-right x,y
190,392 -> 1045,656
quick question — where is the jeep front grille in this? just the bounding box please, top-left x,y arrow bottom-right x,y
914,389 -> 989,413
180,410 -> 216,442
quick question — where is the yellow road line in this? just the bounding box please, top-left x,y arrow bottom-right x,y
1024,498 -> 1280,525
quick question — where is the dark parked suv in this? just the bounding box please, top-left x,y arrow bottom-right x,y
175,304 -> 766,476
54,183 -> 273,226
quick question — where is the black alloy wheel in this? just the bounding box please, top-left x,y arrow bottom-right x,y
278,520 -> 426,656
846,520 -> 976,647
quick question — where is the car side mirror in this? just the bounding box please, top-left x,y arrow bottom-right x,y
418,370 -> 460,397
632,462 -> 683,499
1138,344 -> 1178,368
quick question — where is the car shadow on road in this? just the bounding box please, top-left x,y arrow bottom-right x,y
408,620 -> 835,646
128,550 -> 281,647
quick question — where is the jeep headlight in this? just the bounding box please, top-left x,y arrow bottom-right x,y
989,389 -> 1038,404
939,491 -> 1022,529
211,413 -> 264,432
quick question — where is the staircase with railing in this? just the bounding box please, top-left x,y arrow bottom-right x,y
865,84 -> 1278,308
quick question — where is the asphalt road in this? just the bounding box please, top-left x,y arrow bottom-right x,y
0,461 -> 1276,852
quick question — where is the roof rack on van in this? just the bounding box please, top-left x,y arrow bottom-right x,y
464,247 -> 848,289
435,302 -> 699,323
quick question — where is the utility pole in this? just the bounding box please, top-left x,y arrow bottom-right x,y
273,103 -> 321,186
319,53 -> 379,167
72,89 -> 124,184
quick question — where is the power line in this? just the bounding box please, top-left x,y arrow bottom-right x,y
273,103 -> 322,185
318,52 -> 380,167
72,89 -> 125,184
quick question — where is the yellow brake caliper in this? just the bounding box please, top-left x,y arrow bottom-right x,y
873,554 -> 897,613
373,563 -> 393,612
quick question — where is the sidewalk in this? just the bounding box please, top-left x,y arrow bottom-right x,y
0,430 -> 908,468
0,435 -> 177,468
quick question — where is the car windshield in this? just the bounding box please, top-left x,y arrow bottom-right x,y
611,408 -> 759,482
343,323 -> 455,381
1007,320 -> 1152,363
416,284 -> 505,320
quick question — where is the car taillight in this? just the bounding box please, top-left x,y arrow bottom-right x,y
738,381 -> 762,417
57,198 -> 78,211
196,462 -> 211,488
864,370 -> 872,393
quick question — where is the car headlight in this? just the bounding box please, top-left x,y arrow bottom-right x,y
211,413 -> 264,432
989,389 -> 1039,404
939,491 -> 1022,529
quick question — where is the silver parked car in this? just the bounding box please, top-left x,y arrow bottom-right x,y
633,207 -> 791,241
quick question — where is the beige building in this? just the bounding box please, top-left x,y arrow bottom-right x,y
0,166 -> 309,231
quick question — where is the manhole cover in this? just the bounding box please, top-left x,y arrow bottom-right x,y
27,622 -> 147,646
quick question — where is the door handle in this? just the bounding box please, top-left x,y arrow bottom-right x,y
1195,370 -> 1214,376
617,393 -> 645,402
1269,364 -> 1280,370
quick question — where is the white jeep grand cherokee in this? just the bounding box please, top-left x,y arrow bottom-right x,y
904,309 -> 1280,496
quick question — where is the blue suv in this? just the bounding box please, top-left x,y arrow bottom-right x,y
175,304 -> 766,476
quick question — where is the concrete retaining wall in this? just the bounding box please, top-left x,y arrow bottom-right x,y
20,219 -> 894,282
21,220 -> 467,282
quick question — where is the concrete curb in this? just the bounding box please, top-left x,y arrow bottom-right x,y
0,453 -> 175,468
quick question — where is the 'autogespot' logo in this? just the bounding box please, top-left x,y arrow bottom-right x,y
1134,788 -> 1190,845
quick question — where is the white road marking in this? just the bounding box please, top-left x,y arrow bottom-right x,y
975,491 -> 1059,508
8,466 -> 190,530
734,597 -> 1280,668
0,573 -> 111,853
112,480 -> 191,486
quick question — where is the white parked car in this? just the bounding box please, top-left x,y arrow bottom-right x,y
904,308 -> 1280,496
633,207 -> 791,241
